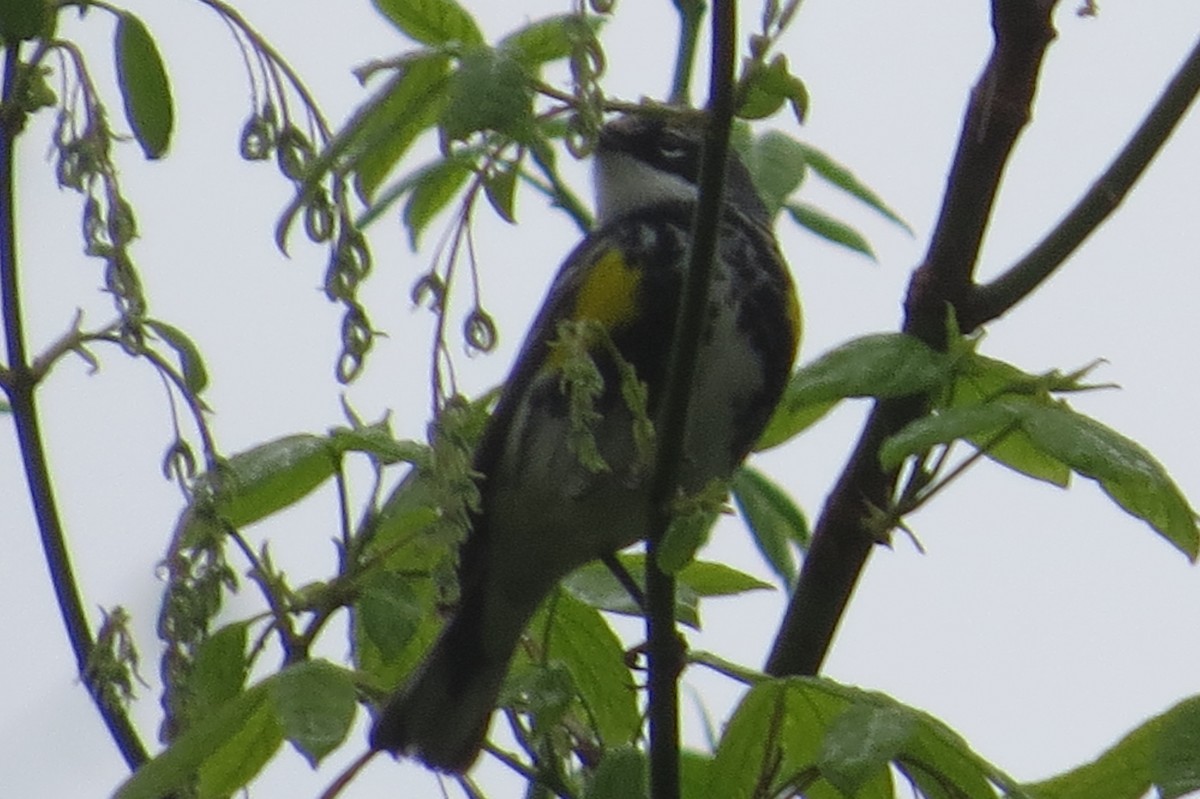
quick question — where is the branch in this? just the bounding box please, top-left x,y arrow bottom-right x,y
645,1 -> 738,796
965,33 -> 1200,329
1,48 -> 150,769
765,0 -> 1060,678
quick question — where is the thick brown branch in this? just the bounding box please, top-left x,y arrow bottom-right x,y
765,0 -> 1060,677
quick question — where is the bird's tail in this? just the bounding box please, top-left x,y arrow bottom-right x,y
368,596 -> 515,773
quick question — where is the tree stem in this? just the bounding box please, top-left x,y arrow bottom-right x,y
646,1 -> 737,796
765,0 -> 1061,678
1,45 -> 149,771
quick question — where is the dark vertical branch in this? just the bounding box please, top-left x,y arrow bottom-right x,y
765,0 -> 1060,678
1,47 -> 150,770
645,0 -> 737,796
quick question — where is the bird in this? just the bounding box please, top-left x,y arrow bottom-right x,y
369,112 -> 800,773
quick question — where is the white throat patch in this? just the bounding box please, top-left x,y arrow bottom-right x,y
593,150 -> 699,226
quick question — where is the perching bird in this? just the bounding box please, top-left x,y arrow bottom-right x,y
369,113 -> 800,773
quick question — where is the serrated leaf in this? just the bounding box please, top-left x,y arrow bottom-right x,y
758,333 -> 953,450
200,434 -> 338,528
112,685 -> 281,799
786,201 -> 875,258
114,12 -> 173,159
269,660 -> 357,767
545,590 -> 640,745
441,46 -> 533,141
146,319 -> 208,394
732,465 -> 808,587
403,156 -> 472,249
498,13 -> 601,68
371,0 -> 482,46
794,143 -> 911,232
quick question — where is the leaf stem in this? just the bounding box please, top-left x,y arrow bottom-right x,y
1,45 -> 150,770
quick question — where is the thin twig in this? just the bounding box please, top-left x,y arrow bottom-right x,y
1,46 -> 150,770
965,33 -> 1200,329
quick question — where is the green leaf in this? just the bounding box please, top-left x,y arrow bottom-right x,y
146,319 -> 208,394
498,14 -> 601,68
352,55 -> 452,202
883,397 -> 1200,559
190,622 -> 248,718
196,694 -> 282,798
736,129 -> 807,219
562,555 -> 701,629
114,12 -> 173,159
269,660 -> 357,767
1154,698 -> 1200,799
402,155 -> 472,249
1017,400 -> 1199,559
483,156 -> 519,223
712,678 -> 1023,799
732,465 -> 808,587
758,333 -> 953,450
786,201 -> 875,258
545,591 -> 640,746
738,53 -> 808,123
819,703 -> 915,795
330,422 -> 428,465
112,685 -> 282,799
371,0 -> 483,46
441,46 -> 534,141
793,143 -> 911,232
676,559 -> 773,597
199,434 -> 338,528
949,355 -> 1072,487
585,746 -> 648,799
0,0 -> 50,44
357,572 -> 427,662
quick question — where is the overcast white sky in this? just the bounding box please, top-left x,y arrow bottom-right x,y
3,1 -> 1199,797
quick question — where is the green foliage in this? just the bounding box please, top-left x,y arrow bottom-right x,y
732,464 -> 810,587
1025,697 -> 1200,799
114,12 -> 174,159
6,1 -> 1199,798
0,0 -> 50,44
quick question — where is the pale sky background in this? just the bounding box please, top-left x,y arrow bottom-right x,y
3,1 -> 1199,797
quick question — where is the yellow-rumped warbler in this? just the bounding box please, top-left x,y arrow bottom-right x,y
370,114 -> 800,772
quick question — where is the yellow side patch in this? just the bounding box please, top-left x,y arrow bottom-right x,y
572,248 -> 641,329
